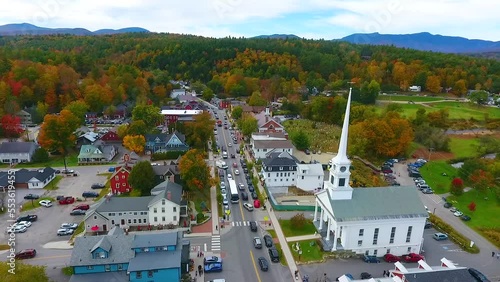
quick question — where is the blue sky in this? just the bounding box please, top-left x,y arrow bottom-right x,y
0,0 -> 499,41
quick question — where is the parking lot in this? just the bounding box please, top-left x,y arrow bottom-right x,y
1,165 -> 109,249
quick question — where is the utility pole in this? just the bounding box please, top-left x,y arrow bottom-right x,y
429,147 -> 434,161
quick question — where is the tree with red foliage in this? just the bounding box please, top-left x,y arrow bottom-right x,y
1,114 -> 23,139
450,177 -> 464,196
467,201 -> 476,212
469,169 -> 494,194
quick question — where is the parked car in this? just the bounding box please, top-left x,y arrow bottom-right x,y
15,249 -> 36,259
91,183 -> 105,189
238,183 -> 245,190
70,209 -> 86,216
16,215 -> 37,222
204,256 -> 222,264
461,215 -> 471,221
403,253 -> 424,263
39,200 -> 53,207
221,189 -> 227,197
61,169 -> 75,174
58,196 -> 75,205
424,221 -> 432,229
383,254 -> 401,262
443,202 -> 452,208
468,268 -> 490,282
249,221 -> 258,232
253,237 -> 262,249
243,203 -> 254,211
268,248 -> 280,262
454,211 -> 463,217
222,196 -> 228,206
82,191 -> 99,198
363,255 -> 380,263
16,221 -> 32,228
61,223 -> 78,229
251,191 -> 258,200
241,192 -> 248,201
360,272 -> 372,279
234,169 -> 240,175
227,173 -> 232,180
57,228 -> 74,236
263,235 -> 273,248
7,225 -> 27,233
24,194 -> 40,200
73,204 -> 90,211
258,257 -> 269,271
433,232 -> 448,241
204,262 -> 223,273
248,185 -> 255,192
450,207 -> 457,212
220,182 -> 226,189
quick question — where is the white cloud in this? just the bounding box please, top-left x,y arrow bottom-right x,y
0,0 -> 498,40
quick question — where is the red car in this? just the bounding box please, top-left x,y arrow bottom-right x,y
59,196 -> 75,205
73,204 -> 90,211
15,249 -> 36,259
383,254 -> 401,263
403,253 -> 424,263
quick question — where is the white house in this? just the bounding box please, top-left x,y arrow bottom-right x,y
251,135 -> 294,159
83,182 -> 186,233
260,151 -> 297,193
314,88 -> 428,256
0,142 -> 38,164
296,162 -> 324,191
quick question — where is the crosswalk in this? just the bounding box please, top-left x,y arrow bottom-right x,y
211,235 -> 221,251
231,221 -> 251,227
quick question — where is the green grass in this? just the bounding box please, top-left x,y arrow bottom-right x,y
273,243 -> 288,267
62,266 -> 74,276
419,161 -> 458,194
446,189 -> 500,229
449,137 -> 480,159
15,153 -> 78,168
267,229 -> 277,238
21,196 -> 55,212
278,219 -> 317,237
70,222 -> 85,241
45,175 -> 63,190
289,240 -> 323,262
378,95 -> 446,102
283,119 -> 341,152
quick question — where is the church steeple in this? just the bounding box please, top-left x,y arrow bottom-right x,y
325,87 -> 353,200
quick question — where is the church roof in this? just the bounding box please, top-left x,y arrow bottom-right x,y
321,186 -> 428,222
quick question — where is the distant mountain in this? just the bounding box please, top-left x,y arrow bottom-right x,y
252,34 -> 300,39
0,23 -> 149,36
339,32 -> 500,53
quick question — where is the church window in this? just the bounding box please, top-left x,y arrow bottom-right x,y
338,178 -> 346,187
390,227 -> 396,244
406,226 -> 413,242
373,228 -> 379,245
373,250 -> 378,256
330,175 -> 334,184
359,229 -> 364,236
357,240 -> 362,246
340,166 -> 347,172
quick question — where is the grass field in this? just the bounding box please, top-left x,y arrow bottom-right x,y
449,137 -> 480,159
278,219 -> 317,237
446,189 -> 500,229
289,240 -> 323,262
419,161 -> 458,194
378,95 -> 446,102
283,119 -> 341,152
21,196 -> 55,212
15,153 -> 79,168
45,175 -> 63,190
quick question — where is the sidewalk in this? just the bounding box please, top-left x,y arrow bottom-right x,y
244,149 -> 299,281
209,150 -> 220,236
286,234 -> 321,243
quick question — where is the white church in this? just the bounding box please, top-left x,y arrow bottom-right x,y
314,88 -> 428,257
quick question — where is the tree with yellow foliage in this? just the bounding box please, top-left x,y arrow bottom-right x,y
123,135 -> 146,154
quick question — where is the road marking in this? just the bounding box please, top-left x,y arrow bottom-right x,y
211,235 -> 221,251
239,200 -> 245,221
249,250 -> 262,282
31,254 -> 71,260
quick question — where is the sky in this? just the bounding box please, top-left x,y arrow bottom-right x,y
0,0 -> 499,41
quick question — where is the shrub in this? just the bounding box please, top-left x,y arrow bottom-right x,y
151,151 -> 185,161
32,147 -> 49,163
428,214 -> 480,253
450,177 -> 464,196
290,213 -> 307,229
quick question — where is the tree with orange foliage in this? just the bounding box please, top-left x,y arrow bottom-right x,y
179,149 -> 213,192
123,135 -> 146,154
469,169 -> 494,194
37,110 -> 80,170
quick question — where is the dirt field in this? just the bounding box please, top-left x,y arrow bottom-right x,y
413,147 -> 455,161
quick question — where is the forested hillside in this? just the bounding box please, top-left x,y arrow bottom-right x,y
0,33 -> 499,117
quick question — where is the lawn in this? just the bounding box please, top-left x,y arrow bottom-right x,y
419,161 -> 458,194
15,153 -> 79,168
45,175 -> 63,190
70,222 -> 85,241
283,119 -> 341,152
279,219 -> 317,237
267,229 -> 277,238
62,266 -> 74,276
273,243 -> 288,266
21,196 -> 55,212
289,240 -> 323,263
378,95 -> 445,102
446,189 -> 500,229
449,137 -> 480,159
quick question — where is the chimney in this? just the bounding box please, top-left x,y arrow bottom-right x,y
167,191 -> 171,200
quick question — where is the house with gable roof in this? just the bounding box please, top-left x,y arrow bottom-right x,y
78,144 -> 117,165
314,88 -> 428,255
254,107 -> 285,134
110,152 -> 139,194
0,167 -> 56,189
144,132 -> 189,154
260,151 -> 298,193
69,227 -> 189,282
0,141 -> 37,163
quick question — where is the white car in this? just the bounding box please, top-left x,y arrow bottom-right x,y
228,143 -> 232,147
16,221 -> 32,228
234,169 -> 240,175
221,189 -> 227,197
227,174 -> 233,180
222,196 -> 229,206
220,182 -> 226,189
39,200 -> 53,207
243,203 -> 254,211
60,223 -> 78,229
453,211 -> 463,217
8,225 -> 27,233
57,228 -> 74,236
238,183 -> 245,190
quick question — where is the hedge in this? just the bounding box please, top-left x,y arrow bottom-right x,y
428,214 -> 480,253
151,151 -> 186,161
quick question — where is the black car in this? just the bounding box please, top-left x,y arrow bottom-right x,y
443,202 -> 453,208
230,154 -> 235,158
268,248 -> 280,262
263,235 -> 273,248
468,268 -> 490,282
70,209 -> 86,216
24,194 -> 40,200
360,272 -> 372,279
241,192 -> 248,201
251,191 -> 258,200
249,221 -> 257,232
82,191 -> 99,198
248,185 -> 255,192
243,168 -> 248,173
424,221 -> 432,229
91,183 -> 105,189
16,215 -> 38,223
258,257 -> 269,271
461,215 -> 471,221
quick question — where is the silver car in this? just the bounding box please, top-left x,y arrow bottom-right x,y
57,228 -> 74,236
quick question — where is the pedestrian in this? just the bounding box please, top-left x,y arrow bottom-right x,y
383,270 -> 387,277
195,270 -> 197,277
215,225 -> 218,231
493,251 -> 495,257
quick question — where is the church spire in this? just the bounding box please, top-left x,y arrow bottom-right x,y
332,87 -> 352,164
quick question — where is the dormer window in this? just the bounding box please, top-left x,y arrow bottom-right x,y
279,167 -> 283,171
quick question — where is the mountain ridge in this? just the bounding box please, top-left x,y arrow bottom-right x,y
0,23 -> 149,36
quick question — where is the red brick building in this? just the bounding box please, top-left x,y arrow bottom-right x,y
101,130 -> 121,143
109,153 -> 137,194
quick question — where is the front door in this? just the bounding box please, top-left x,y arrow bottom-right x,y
103,225 -> 107,231
121,219 -> 125,225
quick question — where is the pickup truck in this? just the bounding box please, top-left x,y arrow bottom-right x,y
59,197 -> 75,205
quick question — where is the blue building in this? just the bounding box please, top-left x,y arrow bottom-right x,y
69,227 -> 189,282
145,131 -> 189,154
